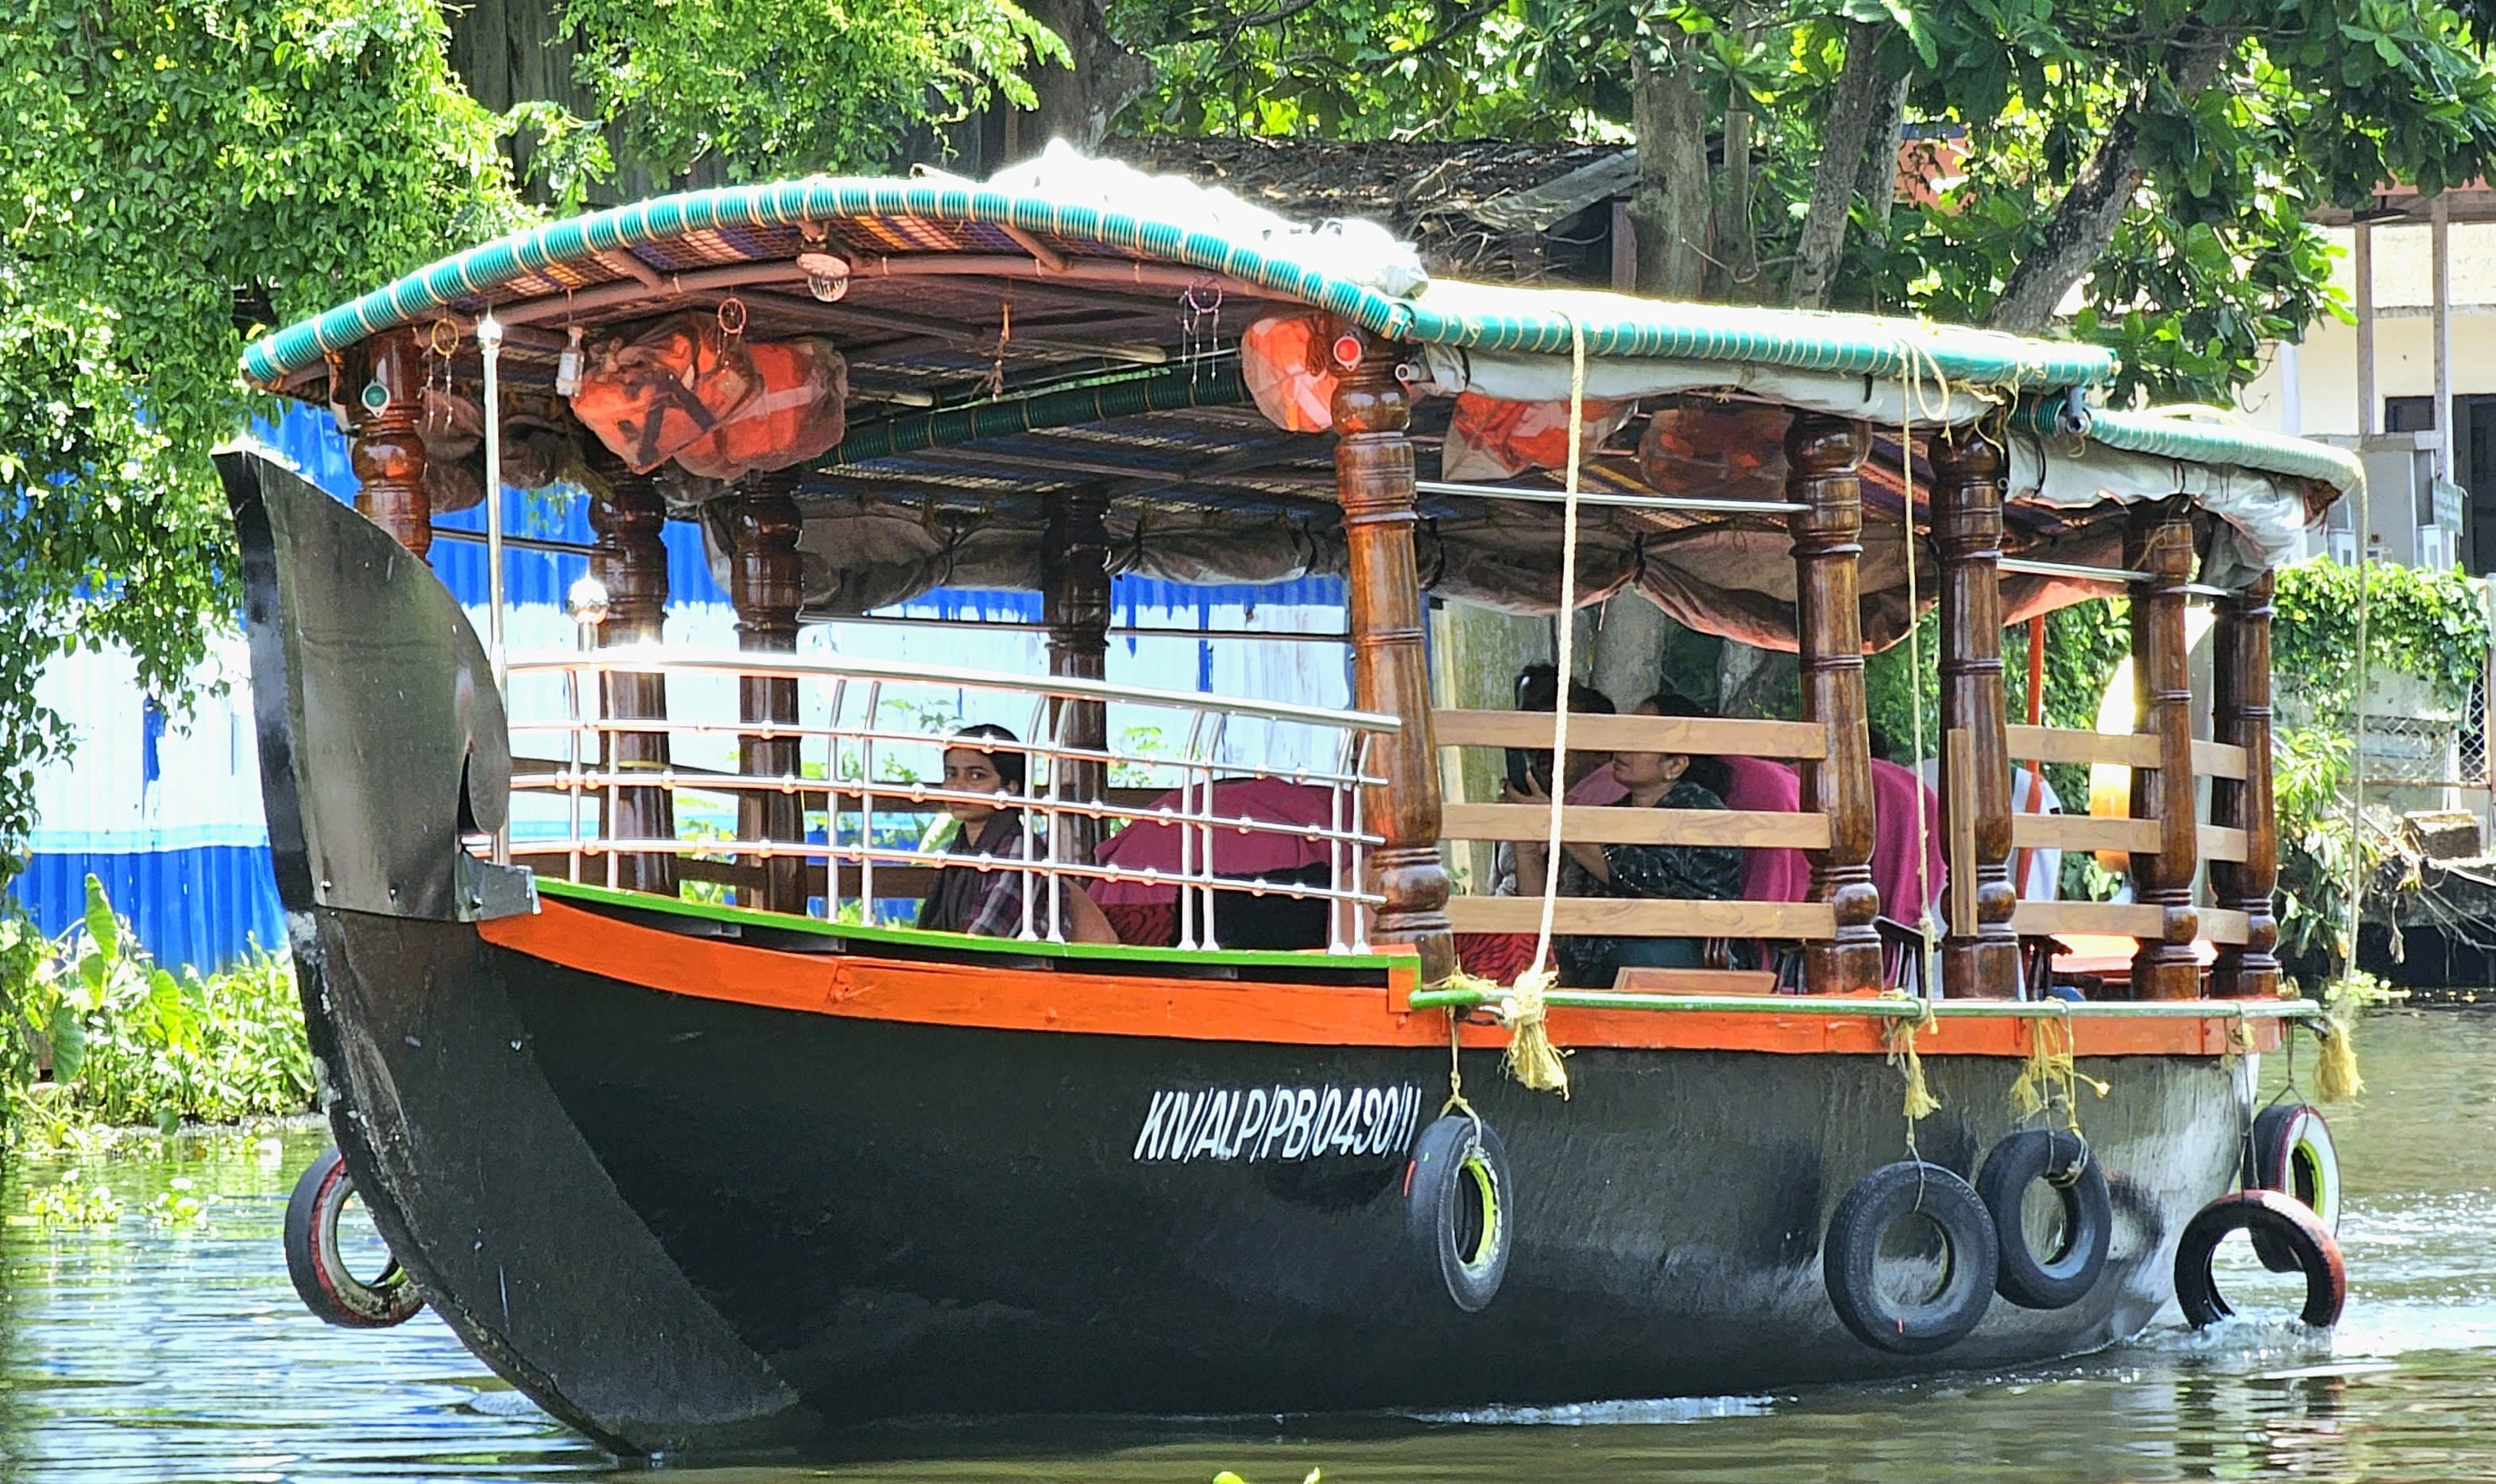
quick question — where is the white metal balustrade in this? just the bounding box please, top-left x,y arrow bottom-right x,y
497,648 -> 1398,951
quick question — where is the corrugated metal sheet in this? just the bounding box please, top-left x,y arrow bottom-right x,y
13,845 -> 282,971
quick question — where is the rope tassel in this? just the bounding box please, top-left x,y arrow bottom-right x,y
2314,1016 -> 2364,1103
1499,968 -> 1571,1097
1884,1014 -> 1941,1122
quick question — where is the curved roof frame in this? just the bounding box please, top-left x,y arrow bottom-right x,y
238,173 -> 2361,503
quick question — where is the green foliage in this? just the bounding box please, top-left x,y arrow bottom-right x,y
1865,597 -> 2128,801
2270,724 -> 2382,976
2272,556 -> 2493,721
2,878 -> 315,1145
1116,0 -> 2496,401
2267,557 -> 2490,980
558,0 -> 1068,180
0,0 -> 536,856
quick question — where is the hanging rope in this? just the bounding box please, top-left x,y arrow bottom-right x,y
2326,459 -> 2373,1103
1896,342 -> 1956,995
1492,313 -> 1589,1099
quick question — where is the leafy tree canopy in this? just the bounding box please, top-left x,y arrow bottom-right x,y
0,0 -> 533,858
1110,0 -> 2496,403
556,0 -> 1068,180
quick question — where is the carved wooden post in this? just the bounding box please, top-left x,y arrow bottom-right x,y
1787,415 -> 1883,992
2127,507 -> 2202,999
2211,571 -> 2281,998
348,330 -> 430,559
733,471 -> 807,915
1042,487 -> 1112,864
590,467 -> 677,896
1932,433 -> 2019,995
1329,327 -> 1453,981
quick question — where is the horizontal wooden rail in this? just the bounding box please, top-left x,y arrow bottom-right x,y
2199,826 -> 2248,863
2008,816 -> 2249,863
2013,814 -> 2155,854
1447,897 -> 1837,939
1441,804 -> 1829,849
2192,740 -> 2249,779
1433,710 -> 1826,759
2012,900 -> 2250,945
2004,728 -> 2249,781
2006,725 -> 2158,769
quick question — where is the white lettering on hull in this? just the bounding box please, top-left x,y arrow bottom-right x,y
1133,1084 -> 1425,1164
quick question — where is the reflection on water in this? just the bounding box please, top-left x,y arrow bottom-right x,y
8,1011 -> 2496,1482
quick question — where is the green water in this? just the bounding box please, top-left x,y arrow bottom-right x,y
6,1011 -> 2494,1482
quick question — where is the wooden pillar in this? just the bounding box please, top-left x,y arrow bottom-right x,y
1042,487 -> 1112,864
1329,326 -> 1453,981
590,468 -> 677,896
2126,507 -> 2202,999
1932,432 -> 2018,995
1787,415 -> 1883,992
733,471 -> 807,915
348,330 -> 430,559
2211,571 -> 2281,998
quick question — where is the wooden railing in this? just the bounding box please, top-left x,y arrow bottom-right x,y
1433,709 -> 1838,945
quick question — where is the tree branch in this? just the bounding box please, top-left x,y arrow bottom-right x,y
1982,33 -> 2236,334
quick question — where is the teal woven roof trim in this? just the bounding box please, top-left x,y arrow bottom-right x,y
238,177 -> 1422,387
2065,407 -> 2366,493
1399,296 -> 2112,388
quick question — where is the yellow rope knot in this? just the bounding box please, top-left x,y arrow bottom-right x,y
1883,999 -> 1941,1123
2313,1014 -> 2364,1103
1499,968 -> 1571,1098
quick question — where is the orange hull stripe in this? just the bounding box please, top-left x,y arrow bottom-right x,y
478,899 -> 2275,1057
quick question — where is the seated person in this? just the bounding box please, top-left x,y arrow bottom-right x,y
918,724 -> 1118,944
1648,694 -> 1809,903
1492,663 -> 1618,895
1513,696 -> 1743,987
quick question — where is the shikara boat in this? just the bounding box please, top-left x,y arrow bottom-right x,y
231,154 -> 2353,1455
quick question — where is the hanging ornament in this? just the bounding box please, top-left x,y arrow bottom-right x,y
555,325 -> 584,398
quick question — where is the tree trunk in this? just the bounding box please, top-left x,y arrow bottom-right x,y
1979,114 -> 2142,334
1014,0 -> 1157,156
1788,21 -> 1890,311
1853,72 -> 1909,248
1629,41 -> 1711,300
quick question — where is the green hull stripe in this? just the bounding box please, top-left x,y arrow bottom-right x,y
530,876 -> 1410,974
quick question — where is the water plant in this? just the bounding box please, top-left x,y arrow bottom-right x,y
1,876 -> 315,1147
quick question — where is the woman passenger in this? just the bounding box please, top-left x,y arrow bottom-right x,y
917,724 -> 1119,944
1512,696 -> 1743,987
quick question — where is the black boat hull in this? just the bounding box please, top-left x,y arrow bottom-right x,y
227,448 -> 2254,1453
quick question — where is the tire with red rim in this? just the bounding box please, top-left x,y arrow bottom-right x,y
284,1146 -> 424,1328
2173,1188 -> 2346,1329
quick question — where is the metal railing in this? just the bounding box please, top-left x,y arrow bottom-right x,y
499,647 -> 1399,951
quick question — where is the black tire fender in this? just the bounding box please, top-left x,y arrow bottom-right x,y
1975,1129 -> 2112,1311
1823,1160 -> 1999,1355
1403,1114 -> 1513,1312
2175,1188 -> 2346,1329
284,1146 -> 425,1328
2245,1102 -> 2341,1272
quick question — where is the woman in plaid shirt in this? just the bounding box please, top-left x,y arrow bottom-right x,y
916,724 -> 1119,943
